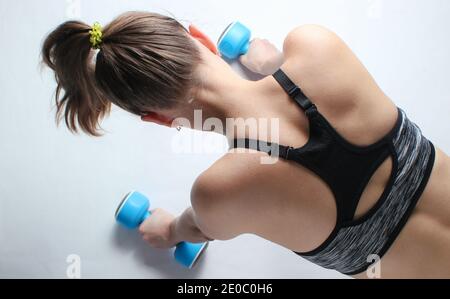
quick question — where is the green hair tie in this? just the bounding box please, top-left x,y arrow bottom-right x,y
89,22 -> 103,49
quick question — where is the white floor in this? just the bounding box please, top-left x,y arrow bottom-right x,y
0,0 -> 449,278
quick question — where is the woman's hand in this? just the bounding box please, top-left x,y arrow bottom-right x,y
138,207 -> 214,249
239,38 -> 284,76
138,208 -> 178,249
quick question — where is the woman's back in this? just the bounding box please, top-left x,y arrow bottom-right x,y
191,25 -> 450,278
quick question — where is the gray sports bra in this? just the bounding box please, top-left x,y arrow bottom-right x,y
231,69 -> 436,275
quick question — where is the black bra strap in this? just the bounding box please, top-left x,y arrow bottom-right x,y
231,138 -> 294,160
272,69 -> 317,115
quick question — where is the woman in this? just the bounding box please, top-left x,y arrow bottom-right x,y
42,11 -> 450,278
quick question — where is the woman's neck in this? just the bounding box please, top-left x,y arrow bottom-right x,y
192,68 -> 285,122
179,46 -> 298,139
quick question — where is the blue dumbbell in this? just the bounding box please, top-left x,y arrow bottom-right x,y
217,21 -> 251,59
115,191 -> 208,268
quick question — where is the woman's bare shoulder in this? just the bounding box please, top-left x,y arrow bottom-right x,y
189,151 -> 269,240
190,152 -> 270,209
281,25 -> 385,112
282,25 -> 398,146
283,24 -> 342,58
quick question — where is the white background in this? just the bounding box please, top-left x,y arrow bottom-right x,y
0,0 -> 449,278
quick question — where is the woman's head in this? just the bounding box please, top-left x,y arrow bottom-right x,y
42,11 -> 202,136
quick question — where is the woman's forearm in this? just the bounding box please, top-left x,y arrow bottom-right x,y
170,207 -> 213,244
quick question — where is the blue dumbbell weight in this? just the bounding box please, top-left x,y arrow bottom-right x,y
217,21 -> 251,59
115,191 -> 208,268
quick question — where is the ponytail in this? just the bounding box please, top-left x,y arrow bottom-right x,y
42,21 -> 110,136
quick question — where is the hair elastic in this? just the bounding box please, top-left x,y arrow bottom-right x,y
89,22 -> 103,49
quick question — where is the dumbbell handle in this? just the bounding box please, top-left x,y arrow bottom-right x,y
142,211 -> 151,221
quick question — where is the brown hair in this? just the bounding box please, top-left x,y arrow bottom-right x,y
42,11 -> 201,136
